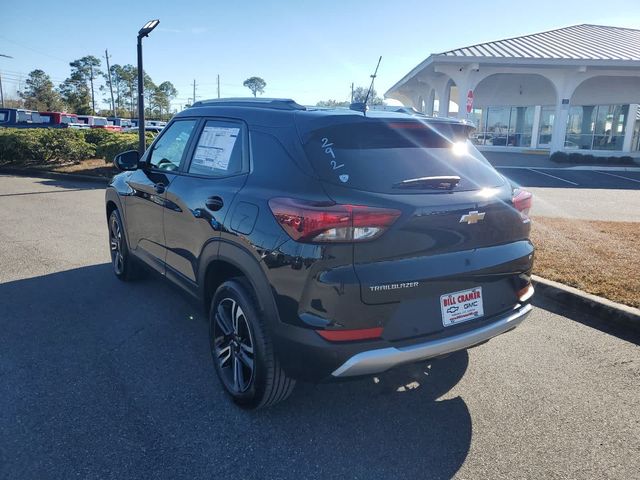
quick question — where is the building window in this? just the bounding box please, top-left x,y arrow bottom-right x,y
471,106 -> 534,147
565,104 -> 629,150
538,106 -> 555,146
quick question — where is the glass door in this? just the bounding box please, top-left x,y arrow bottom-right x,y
537,106 -> 555,148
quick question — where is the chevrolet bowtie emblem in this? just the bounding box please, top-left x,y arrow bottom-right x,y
460,210 -> 485,224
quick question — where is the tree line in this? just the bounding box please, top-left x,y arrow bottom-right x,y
316,86 -> 384,108
16,55 -> 177,120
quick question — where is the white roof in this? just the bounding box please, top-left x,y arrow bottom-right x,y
437,24 -> 640,61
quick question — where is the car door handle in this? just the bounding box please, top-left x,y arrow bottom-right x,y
154,183 -> 165,194
205,196 -> 224,211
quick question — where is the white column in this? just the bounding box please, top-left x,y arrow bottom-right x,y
550,99 -> 570,153
425,89 -> 435,116
530,105 -> 542,149
622,104 -> 638,152
456,82 -> 469,121
437,84 -> 450,117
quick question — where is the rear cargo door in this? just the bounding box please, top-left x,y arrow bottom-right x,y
301,117 -> 533,340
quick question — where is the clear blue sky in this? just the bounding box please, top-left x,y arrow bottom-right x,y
2,0 -> 639,110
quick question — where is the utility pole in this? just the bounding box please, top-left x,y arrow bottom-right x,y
129,79 -> 134,118
1,53 -> 12,108
351,82 -> 354,103
105,49 -> 116,117
89,64 -> 96,114
217,74 -> 220,99
0,72 -> 4,108
193,79 -> 196,105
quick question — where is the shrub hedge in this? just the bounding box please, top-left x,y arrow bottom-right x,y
0,128 -> 95,163
0,128 -> 157,165
550,151 -> 636,165
95,133 -> 141,162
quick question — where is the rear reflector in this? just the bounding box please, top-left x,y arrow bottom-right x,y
268,197 -> 400,243
517,284 -> 534,302
512,189 -> 533,222
316,327 -> 383,342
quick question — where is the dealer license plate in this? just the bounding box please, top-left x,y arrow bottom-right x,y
440,287 -> 484,327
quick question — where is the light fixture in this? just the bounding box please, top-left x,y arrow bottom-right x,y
138,19 -> 160,38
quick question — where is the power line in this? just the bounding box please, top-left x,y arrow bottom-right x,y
0,35 -> 68,63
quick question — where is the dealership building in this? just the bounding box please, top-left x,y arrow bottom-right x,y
385,24 -> 640,156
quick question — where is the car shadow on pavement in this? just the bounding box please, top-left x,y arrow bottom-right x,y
0,264 -> 471,479
532,296 -> 640,345
36,178 -> 106,190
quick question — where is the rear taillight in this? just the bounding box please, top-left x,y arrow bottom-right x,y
512,188 -> 533,222
268,197 -> 400,243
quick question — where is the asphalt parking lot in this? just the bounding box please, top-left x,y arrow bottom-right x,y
496,167 -> 640,221
1,174 -> 639,479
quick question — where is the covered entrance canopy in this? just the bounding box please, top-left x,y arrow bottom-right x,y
385,24 -> 640,155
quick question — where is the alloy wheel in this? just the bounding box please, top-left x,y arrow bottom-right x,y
109,216 -> 124,275
213,297 -> 255,393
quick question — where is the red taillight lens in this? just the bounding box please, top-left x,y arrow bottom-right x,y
512,189 -> 533,222
316,327 -> 383,342
268,197 -> 400,243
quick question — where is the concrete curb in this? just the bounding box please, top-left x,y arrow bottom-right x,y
0,167 -> 110,185
532,275 -> 640,332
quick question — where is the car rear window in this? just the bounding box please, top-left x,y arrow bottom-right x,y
301,119 -> 505,193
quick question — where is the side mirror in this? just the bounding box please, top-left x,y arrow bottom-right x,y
113,150 -> 140,171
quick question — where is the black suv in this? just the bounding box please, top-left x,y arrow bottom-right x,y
105,98 -> 534,408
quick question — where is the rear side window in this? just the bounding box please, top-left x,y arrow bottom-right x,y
187,120 -> 244,177
302,120 -> 505,193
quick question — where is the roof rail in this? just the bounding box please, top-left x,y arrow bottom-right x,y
190,98 -> 306,111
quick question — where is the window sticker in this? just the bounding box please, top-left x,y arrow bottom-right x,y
192,126 -> 240,171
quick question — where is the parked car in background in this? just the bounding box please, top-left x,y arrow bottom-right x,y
129,119 -> 168,128
472,133 -> 494,145
0,108 -> 50,128
107,117 -> 133,128
147,120 -> 167,128
105,98 -> 534,409
122,125 -> 164,135
39,112 -> 89,129
77,115 -> 122,132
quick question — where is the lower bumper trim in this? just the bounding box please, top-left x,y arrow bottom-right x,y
331,303 -> 533,377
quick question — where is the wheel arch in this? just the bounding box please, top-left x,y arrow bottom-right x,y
198,240 -> 280,327
105,189 -> 131,250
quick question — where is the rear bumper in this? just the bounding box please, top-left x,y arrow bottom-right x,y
331,303 -> 532,377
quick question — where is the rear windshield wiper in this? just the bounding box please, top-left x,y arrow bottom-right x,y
393,176 -> 461,190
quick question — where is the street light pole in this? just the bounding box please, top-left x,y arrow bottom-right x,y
136,37 -> 145,155
136,19 -> 160,156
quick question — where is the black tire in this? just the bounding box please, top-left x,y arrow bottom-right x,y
108,209 -> 137,281
209,278 -> 295,409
